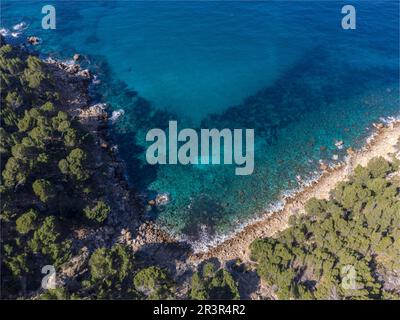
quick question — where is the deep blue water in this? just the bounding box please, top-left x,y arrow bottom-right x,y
2,1 -> 399,247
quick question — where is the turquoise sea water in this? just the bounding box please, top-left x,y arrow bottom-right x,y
2,1 -> 399,247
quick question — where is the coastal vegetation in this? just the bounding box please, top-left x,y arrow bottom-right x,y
0,41 -> 109,296
38,243 -> 177,300
1,40 -> 399,301
0,41 -> 241,300
0,42 -> 130,297
250,157 -> 400,300
190,261 -> 240,300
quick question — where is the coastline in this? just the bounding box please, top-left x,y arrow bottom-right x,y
3,40 -> 399,300
192,120 -> 400,263
43,56 -> 180,263
41,50 -> 400,268
1,2 -> 399,299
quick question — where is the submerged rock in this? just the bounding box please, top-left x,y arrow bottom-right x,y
73,53 -> 81,62
27,36 -> 40,45
155,193 -> 170,206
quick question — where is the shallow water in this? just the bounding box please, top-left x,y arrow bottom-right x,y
2,0 -> 399,247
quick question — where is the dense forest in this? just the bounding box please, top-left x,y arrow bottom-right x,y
1,40 -> 399,300
250,156 -> 400,299
0,40 -> 115,297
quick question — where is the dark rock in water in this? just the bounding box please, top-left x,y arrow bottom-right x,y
155,193 -> 170,206
78,69 -> 91,78
27,36 -> 40,45
335,140 -> 344,149
126,90 -> 138,98
73,53 -> 81,62
66,64 -> 80,74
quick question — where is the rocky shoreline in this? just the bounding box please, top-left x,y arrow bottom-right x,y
42,56 -> 186,285
44,53 -> 400,293
192,120 -> 400,264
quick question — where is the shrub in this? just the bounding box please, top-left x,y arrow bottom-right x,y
5,91 -> 23,108
84,201 -> 110,223
367,157 -> 392,179
17,111 -> 35,132
133,266 -> 174,300
32,179 -> 54,202
58,148 -> 89,181
40,102 -> 55,113
63,128 -> 77,147
29,216 -> 71,266
2,157 -> 28,188
190,262 -> 240,300
15,209 -> 38,234
23,56 -> 47,88
89,248 -> 115,282
88,244 -> 134,297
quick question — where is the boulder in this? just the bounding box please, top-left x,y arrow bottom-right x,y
61,247 -> 89,278
79,103 -> 107,119
373,122 -> 384,130
27,36 -> 40,45
155,193 -> 170,206
346,147 -> 355,156
77,69 -> 91,78
73,53 -> 81,62
335,140 -> 344,149
319,162 -> 328,171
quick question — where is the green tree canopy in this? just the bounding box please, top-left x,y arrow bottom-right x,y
190,262 -> 240,300
84,200 -> 110,223
32,179 -> 54,202
133,266 -> 175,300
15,209 -> 38,234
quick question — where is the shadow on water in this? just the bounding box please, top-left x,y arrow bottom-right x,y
87,54 -> 178,191
202,48 -> 398,145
